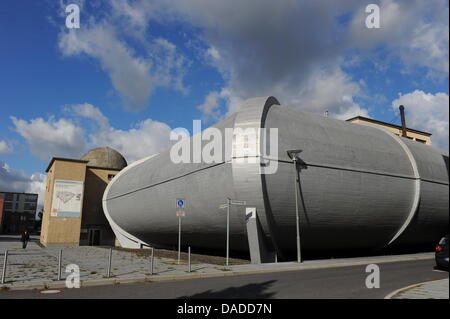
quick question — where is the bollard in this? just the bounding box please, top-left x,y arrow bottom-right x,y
275,254 -> 278,263
188,246 -> 191,273
107,248 -> 113,278
1,250 -> 8,284
57,249 -> 63,281
150,247 -> 154,275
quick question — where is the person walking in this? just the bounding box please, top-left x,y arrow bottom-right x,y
20,230 -> 30,249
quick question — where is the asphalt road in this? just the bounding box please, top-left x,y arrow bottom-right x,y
0,259 -> 448,299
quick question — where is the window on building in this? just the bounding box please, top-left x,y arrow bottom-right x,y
24,203 -> 36,210
5,193 -> 14,201
108,174 -> 116,181
416,138 -> 426,144
24,195 -> 37,202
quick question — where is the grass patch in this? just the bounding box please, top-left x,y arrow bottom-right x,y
163,260 -> 188,265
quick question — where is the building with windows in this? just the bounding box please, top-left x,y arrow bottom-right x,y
0,192 -> 38,234
346,116 -> 432,145
40,147 -> 127,247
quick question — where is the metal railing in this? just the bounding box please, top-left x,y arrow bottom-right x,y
0,245 -> 201,286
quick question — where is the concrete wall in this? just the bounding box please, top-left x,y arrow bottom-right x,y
40,160 -> 87,246
79,167 -> 117,246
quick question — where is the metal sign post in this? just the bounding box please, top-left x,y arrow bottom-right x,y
188,246 -> 191,273
107,248 -> 113,278
177,214 -> 182,264
176,199 -> 186,264
150,247 -> 154,275
219,198 -> 246,266
57,249 -> 63,281
1,250 -> 8,284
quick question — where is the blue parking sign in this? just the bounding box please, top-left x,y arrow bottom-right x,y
176,199 -> 185,209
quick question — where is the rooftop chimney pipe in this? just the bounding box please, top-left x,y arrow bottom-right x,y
399,105 -> 407,137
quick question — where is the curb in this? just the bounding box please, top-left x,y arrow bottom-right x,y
0,254 -> 434,291
384,278 -> 449,299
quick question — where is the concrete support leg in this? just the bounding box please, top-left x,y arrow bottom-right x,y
245,208 -> 276,264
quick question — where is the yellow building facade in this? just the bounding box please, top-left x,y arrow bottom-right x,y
40,147 -> 127,247
346,116 -> 432,145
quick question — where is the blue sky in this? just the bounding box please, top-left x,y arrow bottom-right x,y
0,0 -> 448,203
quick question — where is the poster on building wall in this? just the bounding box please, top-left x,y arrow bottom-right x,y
51,180 -> 84,217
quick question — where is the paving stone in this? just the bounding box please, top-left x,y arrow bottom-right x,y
393,278 -> 449,299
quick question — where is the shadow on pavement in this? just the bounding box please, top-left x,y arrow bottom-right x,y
177,280 -> 276,299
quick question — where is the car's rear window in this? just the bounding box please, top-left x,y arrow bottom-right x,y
438,237 -> 448,245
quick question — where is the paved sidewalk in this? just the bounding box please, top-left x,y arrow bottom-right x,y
0,237 -> 229,289
388,278 -> 449,299
0,235 -> 439,291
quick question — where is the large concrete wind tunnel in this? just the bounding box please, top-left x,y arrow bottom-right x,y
102,97 -> 449,261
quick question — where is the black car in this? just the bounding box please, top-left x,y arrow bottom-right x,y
435,235 -> 449,270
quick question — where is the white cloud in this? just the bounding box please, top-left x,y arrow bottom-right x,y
347,0 -> 449,76
58,13 -> 190,111
86,123 -> 171,165
197,68 -> 368,120
56,1 -> 448,119
283,68 -> 368,120
11,116 -> 86,162
92,119 -> 172,164
70,103 -> 172,163
392,90 -> 449,150
59,25 -> 153,111
0,140 -> 13,154
71,103 -> 109,130
11,103 -> 172,165
28,172 -> 47,208
151,0 -> 447,116
122,1 -> 371,118
197,91 -> 222,122
206,47 -> 221,61
7,102 -> 172,207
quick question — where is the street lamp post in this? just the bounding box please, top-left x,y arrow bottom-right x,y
219,198 -> 246,266
287,149 -> 303,263
226,198 -> 230,266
